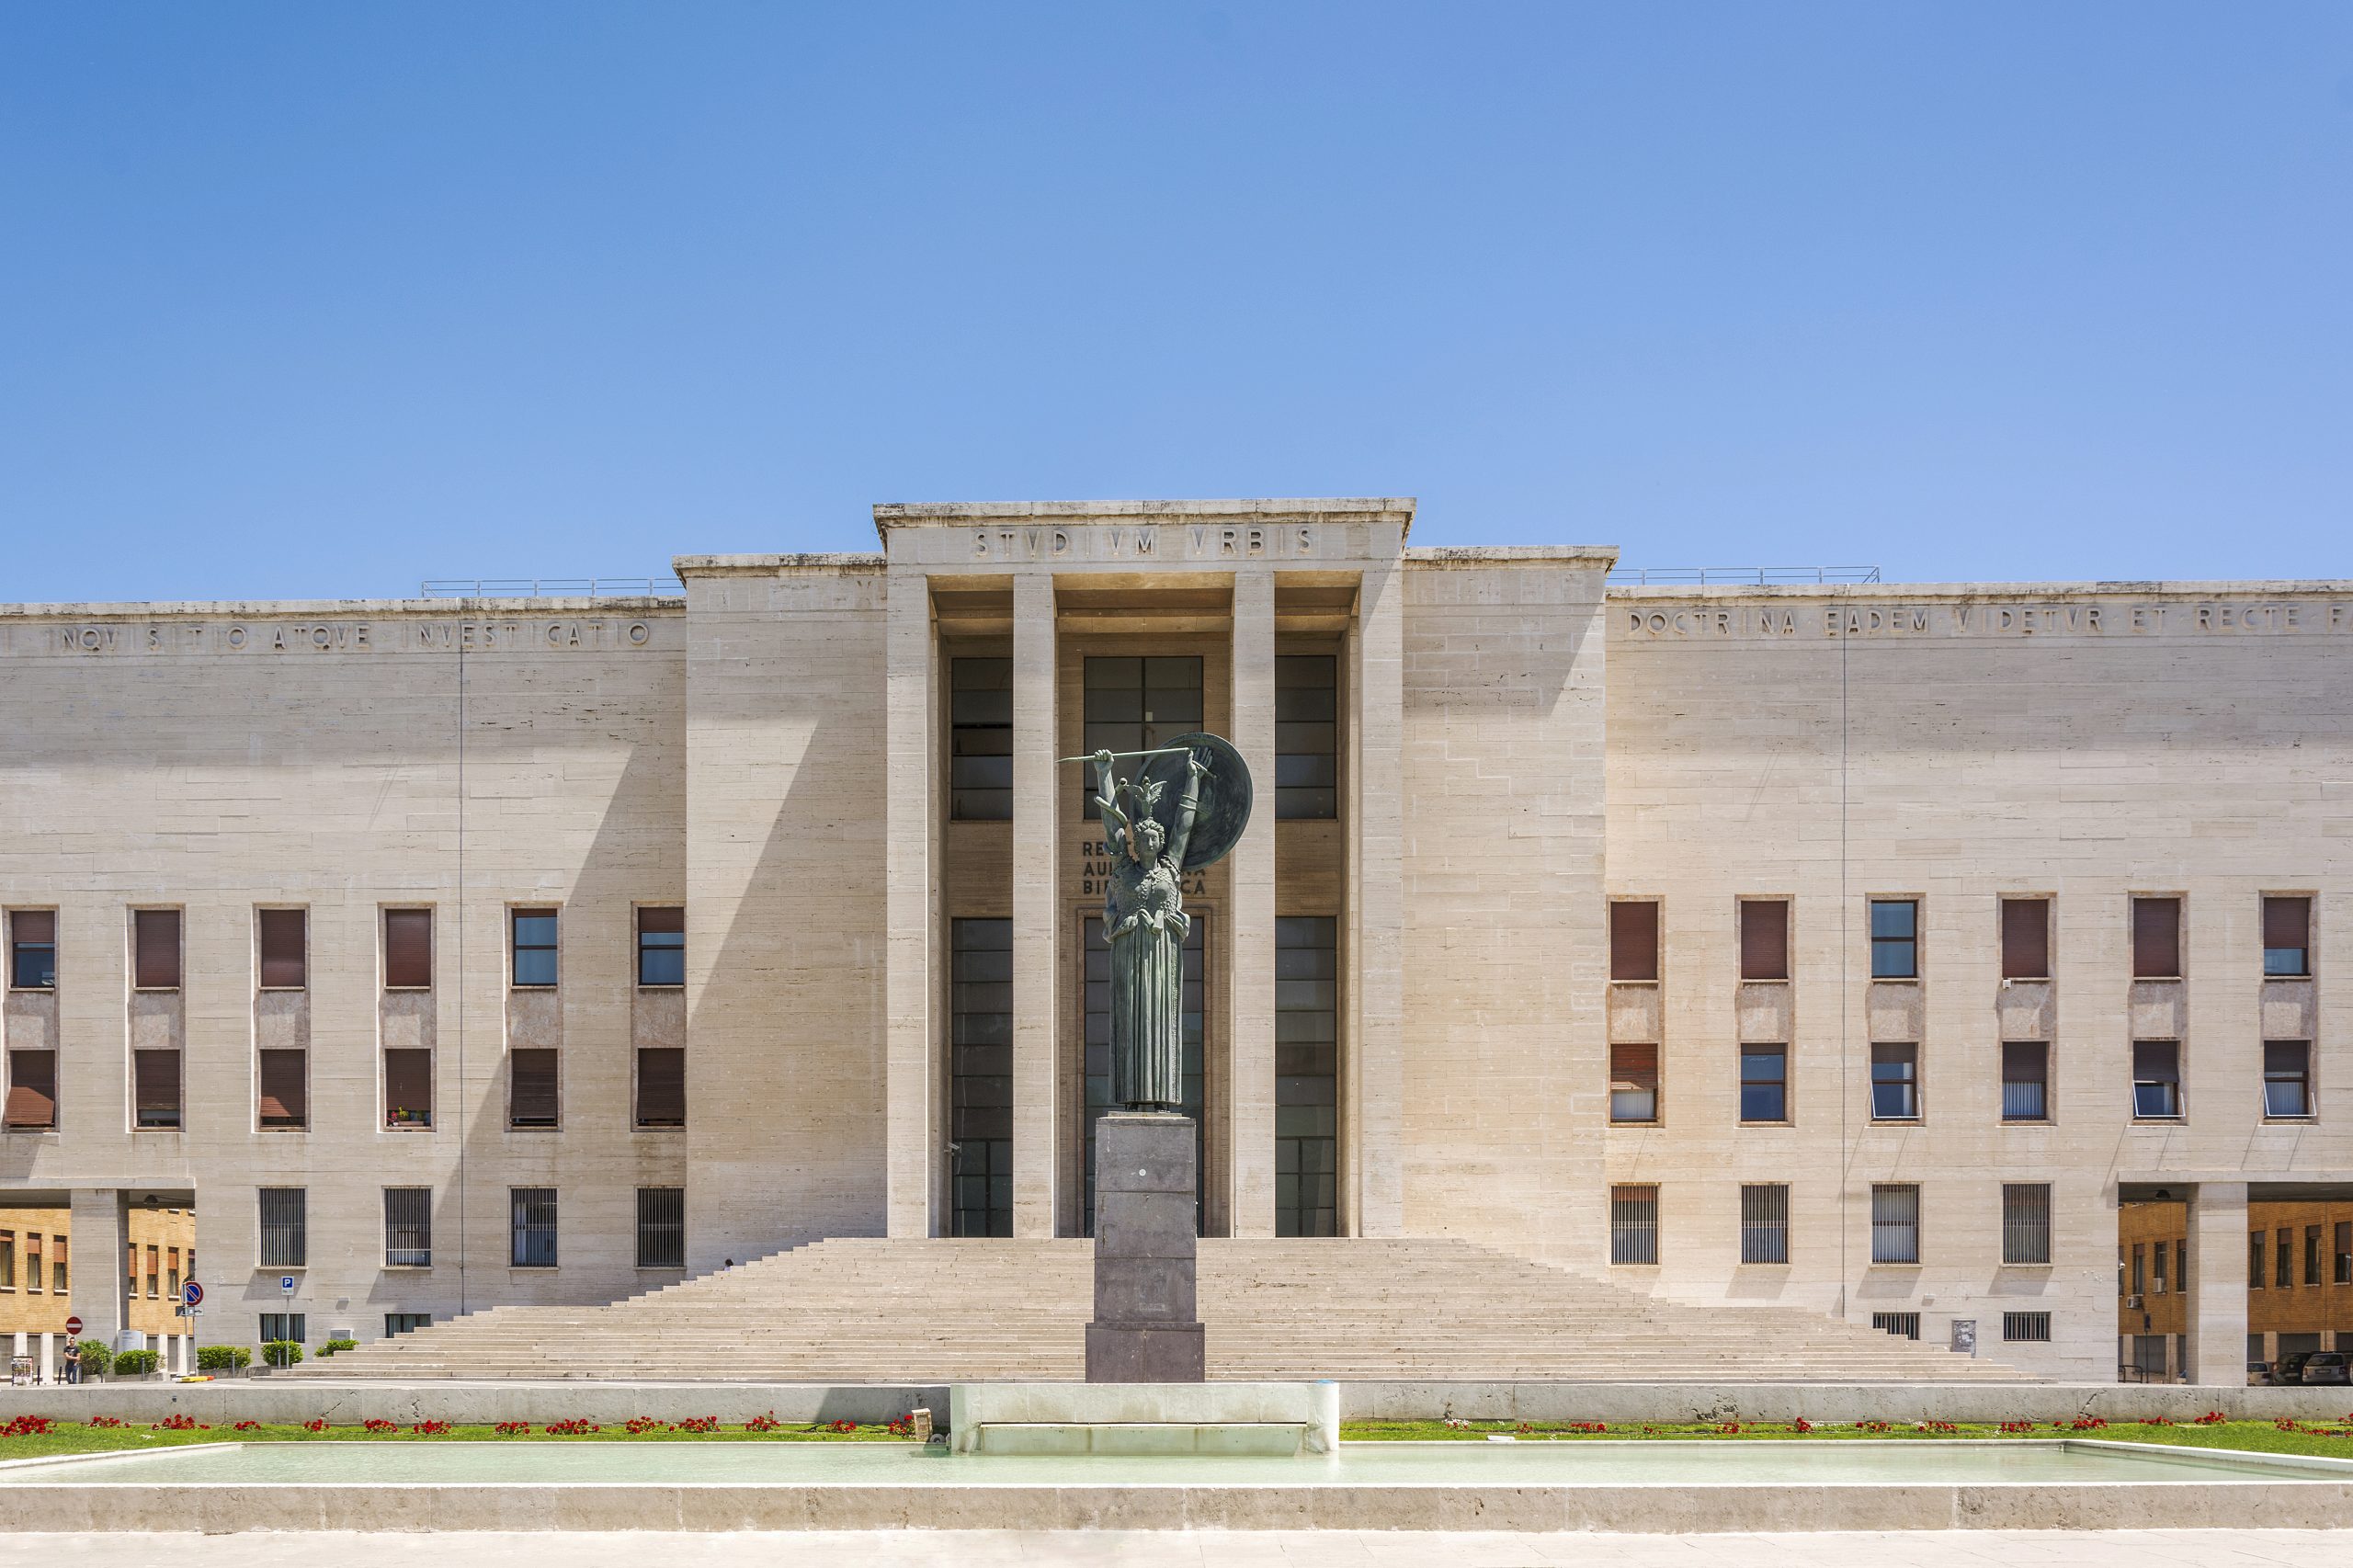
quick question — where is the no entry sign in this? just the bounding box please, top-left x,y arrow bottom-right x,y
63,1315 -> 82,1335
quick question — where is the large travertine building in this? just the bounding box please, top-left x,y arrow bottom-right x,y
1,499 -> 2346,1384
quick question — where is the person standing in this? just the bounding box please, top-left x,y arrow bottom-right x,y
62,1339 -> 79,1385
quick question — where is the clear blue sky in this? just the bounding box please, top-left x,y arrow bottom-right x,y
5,2 -> 2348,602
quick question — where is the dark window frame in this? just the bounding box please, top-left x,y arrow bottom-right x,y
5,1050 -> 58,1131
2002,1183 -> 2052,1266
1738,1183 -> 1790,1265
1609,900 -> 1660,983
949,655 -> 1015,821
509,1187 -> 558,1268
132,1049 -> 181,1130
2131,1040 -> 2183,1119
383,1187 -> 432,1268
1999,897 -> 2050,981
256,907 -> 307,991
2262,895 -> 2311,978
2262,1040 -> 2313,1119
10,910 -> 57,991
1078,655 -> 1203,820
256,1047 -> 308,1131
508,1049 -> 560,1130
636,906 -> 685,988
1869,899 -> 1917,979
383,1047 -> 433,1130
1273,653 -> 1339,821
2131,896 -> 2182,980
257,1187 -> 307,1269
634,1047 -> 685,1129
1870,1183 -> 1920,1265
132,908 -> 182,991
2002,1312 -> 2052,1343
1870,1042 -> 1919,1121
635,1187 -> 686,1269
1738,899 -> 1790,982
1739,1046 -> 1788,1124
1608,1184 -> 1659,1266
2001,1040 -> 2050,1122
382,908 -> 434,990
1608,1040 -> 1658,1126
510,909 -> 559,989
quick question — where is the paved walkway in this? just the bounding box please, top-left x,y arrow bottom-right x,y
1,1532 -> 2344,1565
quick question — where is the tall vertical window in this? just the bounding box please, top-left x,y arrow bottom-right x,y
1739,1047 -> 1788,1123
256,908 -> 306,989
383,1187 -> 432,1267
1080,656 -> 1202,818
2131,896 -> 2181,979
2263,1041 -> 2312,1118
2001,1041 -> 2049,1121
1081,915 -> 1205,1233
2000,898 -> 2050,980
0,1233 -> 14,1290
1869,1043 -> 1918,1120
1608,1042 -> 1658,1124
1275,915 -> 1338,1237
1273,655 -> 1338,819
507,1050 -> 558,1129
28,1235 -> 43,1294
2131,1040 -> 2181,1119
2002,1184 -> 2052,1265
384,1048 -> 433,1128
2276,1226 -> 2292,1289
257,1187 -> 306,1268
1870,1184 -> 1920,1264
133,909 -> 181,989
635,1048 -> 686,1128
510,1187 -> 558,1267
950,918 -> 1013,1237
133,1050 -> 181,1129
1869,900 -> 1917,978
51,1237 -> 64,1294
8,911 -> 55,989
145,1244 -> 159,1299
636,1187 -> 686,1269
1739,1183 -> 1789,1264
2335,1221 -> 2350,1286
2249,1230 -> 2265,1290
383,909 -> 433,988
2305,1224 -> 2323,1287
636,907 -> 685,986
5,1050 -> 57,1131
1609,901 -> 1660,983
2154,1238 -> 2168,1292
949,657 -> 1014,820
1609,1184 -> 1659,1265
511,910 -> 558,987
257,1049 -> 308,1130
2262,896 -> 2311,977
1739,900 -> 1790,981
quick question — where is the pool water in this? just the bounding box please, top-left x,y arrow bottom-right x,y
1,1439 -> 2334,1487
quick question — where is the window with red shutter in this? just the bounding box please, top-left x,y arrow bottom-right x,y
634,1048 -> 685,1127
509,1050 -> 559,1128
2001,898 -> 2050,981
257,909 -> 306,989
133,1050 -> 181,1128
257,1049 -> 307,1129
133,910 -> 181,990
1609,901 -> 1659,983
2132,897 -> 2181,979
383,909 -> 433,989
4,1051 -> 56,1130
1739,901 -> 1789,981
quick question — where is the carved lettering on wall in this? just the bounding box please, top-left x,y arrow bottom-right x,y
28,619 -> 660,655
1620,600 -> 2353,642
968,524 -> 1318,561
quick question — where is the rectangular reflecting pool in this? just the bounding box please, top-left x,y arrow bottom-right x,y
4,1438 -> 2341,1486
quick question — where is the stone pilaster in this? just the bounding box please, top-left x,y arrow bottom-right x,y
1012,572 -> 1061,1236
1226,567 -> 1277,1236
2184,1180 -> 2248,1385
1351,562 -> 1406,1235
66,1189 -> 130,1342
883,567 -> 938,1237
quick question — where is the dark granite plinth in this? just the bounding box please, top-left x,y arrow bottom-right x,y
1086,1112 -> 1205,1383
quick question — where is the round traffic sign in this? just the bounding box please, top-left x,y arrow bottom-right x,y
182,1280 -> 203,1308
63,1315 -> 82,1335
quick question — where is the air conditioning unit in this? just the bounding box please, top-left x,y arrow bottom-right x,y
2125,1294 -> 2143,1309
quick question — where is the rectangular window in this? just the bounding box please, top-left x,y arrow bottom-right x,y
949,656 -> 1014,821
1609,901 -> 1660,983
257,1187 -> 306,1268
950,918 -> 1014,1238
2003,1312 -> 2052,1343
2335,1221 -> 2349,1286
635,1187 -> 686,1269
2305,1224 -> 2323,1287
1079,655 -> 1202,818
508,1050 -> 559,1129
1871,1312 -> 1920,1340
2002,1183 -> 2052,1265
1739,1047 -> 1788,1123
133,909 -> 181,989
2263,1040 -> 2312,1118
259,1312 -> 305,1345
2249,1230 -> 2264,1290
383,1047 -> 433,1129
2276,1226 -> 2292,1289
257,1049 -> 307,1130
1608,1041 -> 1658,1125
1739,900 -> 1790,981
383,908 -> 433,989
2001,1041 -> 2049,1121
2154,1239 -> 2168,1293
1739,1183 -> 1789,1264
2131,1241 -> 2145,1295
5,1050 -> 57,1130
636,906 -> 685,986
165,1246 -> 176,1300
28,1235 -> 42,1293
256,908 -> 306,989
2131,1040 -> 2181,1119
2131,896 -> 2181,979
383,1187 -> 432,1267
1870,1043 -> 1918,1120
0,1233 -> 13,1290
51,1237 -> 64,1294
10,910 -> 56,989
2000,898 -> 2050,981
1869,900 -> 1917,979
510,1187 -> 558,1267
133,1049 -> 181,1129
2263,895 -> 2311,978
511,910 -> 558,988
1275,915 -> 1339,1238
2177,1239 -> 2188,1294
1608,1184 -> 1659,1265
145,1244 -> 159,1299
1870,1183 -> 1920,1264
385,1312 -> 432,1337
635,1047 -> 685,1128
1273,654 -> 1338,819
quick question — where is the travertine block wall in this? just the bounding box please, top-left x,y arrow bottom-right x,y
1606,586 -> 2353,1378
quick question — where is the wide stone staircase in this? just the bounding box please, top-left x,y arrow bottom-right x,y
300,1238 -> 2034,1382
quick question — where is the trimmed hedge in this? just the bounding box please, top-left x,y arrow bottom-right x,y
111,1349 -> 160,1376
318,1337 -> 358,1358
195,1344 -> 253,1372
71,1340 -> 113,1378
262,1339 -> 304,1368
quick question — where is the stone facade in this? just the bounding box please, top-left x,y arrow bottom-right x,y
0,501 -> 2347,1385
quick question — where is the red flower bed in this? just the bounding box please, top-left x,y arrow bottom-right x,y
1997,1421 -> 2034,1434
624,1417 -> 670,1435
1916,1421 -> 1957,1434
678,1416 -> 719,1433
86,1416 -> 124,1428
302,1419 -> 327,1434
154,1415 -> 199,1431
362,1419 -> 398,1434
544,1418 -> 601,1436
1567,1421 -> 1608,1434
1,1416 -> 54,1437
495,1422 -> 532,1436
2192,1411 -> 2227,1425
411,1420 -> 452,1436
233,1421 -> 260,1433
743,1413 -> 782,1433
1789,1419 -> 1813,1434
828,1419 -> 859,1434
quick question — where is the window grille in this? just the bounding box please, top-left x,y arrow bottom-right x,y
636,1187 -> 685,1269
510,1187 -> 558,1267
1871,1312 -> 1920,1340
383,1187 -> 432,1267
1275,916 -> 1339,1237
2001,1041 -> 2048,1121
260,1312 -> 305,1345
1739,1184 -> 1789,1265
2003,1311 -> 2052,1343
950,918 -> 1014,1238
1609,1185 -> 1659,1266
1870,1184 -> 1919,1265
257,1187 -> 306,1268
2002,1183 -> 2052,1265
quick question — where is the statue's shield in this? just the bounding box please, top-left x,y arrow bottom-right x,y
1136,732 -> 1254,871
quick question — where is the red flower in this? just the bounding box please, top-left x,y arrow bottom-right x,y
744,1413 -> 782,1433
678,1416 -> 719,1433
0,1416 -> 54,1437
302,1419 -> 327,1434
495,1422 -> 532,1436
154,1415 -> 199,1431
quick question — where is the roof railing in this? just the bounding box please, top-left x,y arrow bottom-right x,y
420,577 -> 686,600
1608,565 -> 1881,586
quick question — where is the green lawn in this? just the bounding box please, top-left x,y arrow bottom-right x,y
0,1420 -> 920,1459
1342,1416 -> 2353,1458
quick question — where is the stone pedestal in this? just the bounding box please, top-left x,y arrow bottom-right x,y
1086,1112 -> 1204,1382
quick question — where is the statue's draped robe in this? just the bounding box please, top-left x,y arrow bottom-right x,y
1105,851 -> 1188,1108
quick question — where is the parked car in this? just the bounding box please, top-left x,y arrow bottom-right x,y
2248,1359 -> 2274,1386
2275,1352 -> 2315,1386
2299,1352 -> 2350,1386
